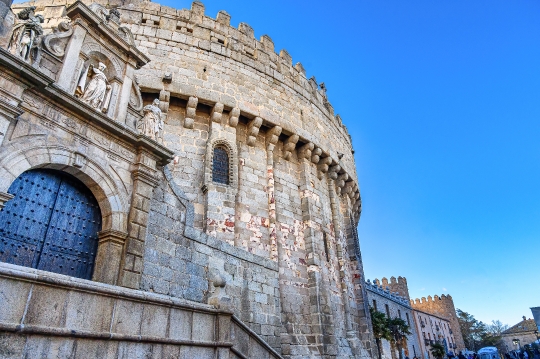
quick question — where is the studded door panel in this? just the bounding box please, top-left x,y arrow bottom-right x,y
0,169 -> 101,280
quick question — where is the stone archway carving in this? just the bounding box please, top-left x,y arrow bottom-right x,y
0,145 -> 131,284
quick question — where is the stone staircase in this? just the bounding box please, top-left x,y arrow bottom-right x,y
0,262 -> 283,359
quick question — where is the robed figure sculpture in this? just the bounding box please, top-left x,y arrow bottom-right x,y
7,6 -> 44,63
137,99 -> 163,141
76,62 -> 112,113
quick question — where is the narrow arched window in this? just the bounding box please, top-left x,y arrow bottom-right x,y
212,146 -> 229,184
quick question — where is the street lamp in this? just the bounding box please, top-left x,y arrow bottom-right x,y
513,339 -> 521,351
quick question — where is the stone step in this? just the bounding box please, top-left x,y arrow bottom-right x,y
0,261 -> 282,358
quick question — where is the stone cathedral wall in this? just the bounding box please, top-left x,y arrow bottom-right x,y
3,0 -> 372,357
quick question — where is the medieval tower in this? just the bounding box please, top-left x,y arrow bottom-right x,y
411,295 -> 466,352
0,0 -> 375,358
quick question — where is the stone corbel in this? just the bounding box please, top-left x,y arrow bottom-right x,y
298,142 -> 314,160
229,107 -> 240,127
283,134 -> 299,160
265,125 -> 282,151
246,116 -> 262,146
311,147 -> 322,164
328,164 -> 341,180
211,103 -> 224,123
207,273 -> 232,310
352,198 -> 361,218
318,156 -> 332,173
184,96 -> 198,129
0,192 -> 14,210
343,181 -> 354,196
159,90 -> 170,113
348,184 -> 359,200
317,156 -> 332,179
336,173 -> 349,195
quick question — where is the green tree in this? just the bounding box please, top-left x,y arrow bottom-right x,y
456,309 -> 487,350
370,307 -> 392,359
478,320 -> 508,352
388,317 -> 412,359
457,310 -> 509,351
430,342 -> 446,359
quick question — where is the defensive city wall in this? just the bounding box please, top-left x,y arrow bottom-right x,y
410,295 -> 466,352
0,0 -> 371,357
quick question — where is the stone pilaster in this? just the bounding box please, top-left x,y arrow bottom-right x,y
203,104 -> 238,245
56,22 -> 87,92
298,143 -> 337,356
114,63 -> 135,125
92,229 -> 128,285
328,176 -> 364,355
119,150 -> 159,289
265,126 -> 281,261
345,202 -> 374,358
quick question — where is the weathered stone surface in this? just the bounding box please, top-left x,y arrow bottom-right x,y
0,0 -> 370,357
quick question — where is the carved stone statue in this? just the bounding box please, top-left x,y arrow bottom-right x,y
137,99 -> 163,141
7,6 -> 44,63
77,62 -> 112,112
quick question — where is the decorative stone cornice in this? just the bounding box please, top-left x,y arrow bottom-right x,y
0,98 -> 23,119
0,48 -> 174,165
66,1 -> 150,68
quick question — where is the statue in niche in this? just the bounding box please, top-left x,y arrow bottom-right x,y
7,6 -> 44,63
76,62 -> 112,113
137,99 -> 163,141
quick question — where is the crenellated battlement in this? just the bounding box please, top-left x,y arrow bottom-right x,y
12,0 -> 361,221
410,290 -> 465,350
12,0 -> 352,143
0,1 -> 372,357
365,279 -> 411,307
411,293 -> 454,305
374,275 -> 410,300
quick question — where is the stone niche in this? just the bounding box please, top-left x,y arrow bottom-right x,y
6,1 -> 149,128
0,1 -> 174,288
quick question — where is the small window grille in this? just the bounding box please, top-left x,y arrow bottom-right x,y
212,146 -> 229,185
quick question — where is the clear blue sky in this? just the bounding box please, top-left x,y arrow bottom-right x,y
157,0 -> 539,325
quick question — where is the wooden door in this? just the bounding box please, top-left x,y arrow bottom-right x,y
0,169 -> 101,279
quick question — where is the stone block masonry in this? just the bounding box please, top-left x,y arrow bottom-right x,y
0,0 -> 373,357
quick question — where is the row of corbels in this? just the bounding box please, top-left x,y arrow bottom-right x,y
180,97 -> 361,213
295,142 -> 361,209
151,1 -> 351,140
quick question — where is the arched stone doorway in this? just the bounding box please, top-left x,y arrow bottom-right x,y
0,168 -> 102,279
